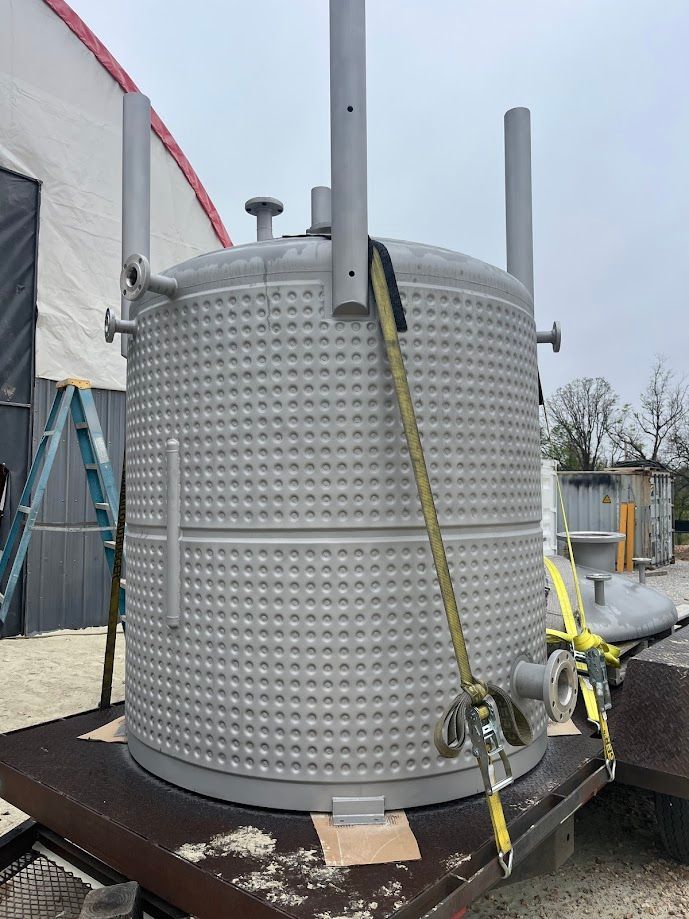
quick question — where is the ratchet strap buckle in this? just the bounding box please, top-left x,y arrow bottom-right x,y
468,701 -> 514,796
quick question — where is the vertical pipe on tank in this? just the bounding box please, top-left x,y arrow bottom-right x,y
504,107 -> 534,298
329,0 -> 369,316
165,438 -> 181,628
309,186 -> 332,234
121,93 -> 151,358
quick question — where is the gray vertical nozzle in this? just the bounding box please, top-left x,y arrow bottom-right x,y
504,107 -> 534,298
633,558 -> 652,584
586,572 -> 612,606
329,0 -> 369,316
308,186 -> 332,234
245,197 -> 284,241
121,93 -> 151,358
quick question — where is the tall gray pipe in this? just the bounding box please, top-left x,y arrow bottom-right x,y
329,0 -> 368,316
121,93 -> 151,358
504,107 -> 534,298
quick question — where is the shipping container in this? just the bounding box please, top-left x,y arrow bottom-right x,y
556,466 -> 674,569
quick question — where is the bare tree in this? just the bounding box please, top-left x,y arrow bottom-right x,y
543,377 -> 618,470
609,357 -> 689,464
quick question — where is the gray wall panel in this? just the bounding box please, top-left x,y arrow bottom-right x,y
24,378 -> 124,633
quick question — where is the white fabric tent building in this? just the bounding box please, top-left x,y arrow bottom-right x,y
0,0 -> 231,634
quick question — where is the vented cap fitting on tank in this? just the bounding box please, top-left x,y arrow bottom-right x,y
245,197 -> 284,241
511,650 -> 578,723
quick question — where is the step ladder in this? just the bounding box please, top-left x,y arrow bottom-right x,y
0,378 -> 125,630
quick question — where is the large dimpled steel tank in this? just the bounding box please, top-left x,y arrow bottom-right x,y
123,234 -> 548,810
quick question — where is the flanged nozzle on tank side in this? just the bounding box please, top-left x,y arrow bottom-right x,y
511,651 -> 578,723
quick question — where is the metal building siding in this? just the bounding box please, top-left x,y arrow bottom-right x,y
23,378 -> 124,633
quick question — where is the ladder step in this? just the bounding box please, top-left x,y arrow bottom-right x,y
18,505 -> 31,514
74,422 -> 89,430
43,429 -> 57,436
84,463 -> 98,471
105,540 -> 116,549
95,502 -> 111,511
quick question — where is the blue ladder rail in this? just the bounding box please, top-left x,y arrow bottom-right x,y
0,379 -> 125,630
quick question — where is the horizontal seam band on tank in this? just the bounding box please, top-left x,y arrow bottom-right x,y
132,278 -> 532,317
124,521 -> 544,541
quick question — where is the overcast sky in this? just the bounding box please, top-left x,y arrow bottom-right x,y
70,0 -> 688,405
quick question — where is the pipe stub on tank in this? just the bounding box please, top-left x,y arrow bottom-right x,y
511,650 -> 578,723
121,254 -> 178,302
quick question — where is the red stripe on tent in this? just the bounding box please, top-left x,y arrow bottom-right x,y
41,0 -> 233,248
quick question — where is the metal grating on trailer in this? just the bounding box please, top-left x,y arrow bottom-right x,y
0,851 -> 91,919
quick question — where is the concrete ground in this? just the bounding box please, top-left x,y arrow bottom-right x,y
0,625 -> 124,835
0,566 -> 688,915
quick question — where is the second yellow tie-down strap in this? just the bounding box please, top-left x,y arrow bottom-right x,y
544,556 -> 617,768
370,244 -> 515,874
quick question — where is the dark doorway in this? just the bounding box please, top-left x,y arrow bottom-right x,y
0,167 -> 40,636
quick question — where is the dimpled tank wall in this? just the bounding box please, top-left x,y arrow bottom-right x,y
124,237 -> 547,810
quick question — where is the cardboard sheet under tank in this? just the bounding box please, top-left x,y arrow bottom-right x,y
545,554 -> 677,644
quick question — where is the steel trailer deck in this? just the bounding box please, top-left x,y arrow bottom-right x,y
0,704 -> 607,919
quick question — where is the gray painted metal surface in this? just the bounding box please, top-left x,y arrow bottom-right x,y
0,167 -> 40,636
329,0 -> 369,316
23,378 -> 124,634
557,469 -> 674,568
121,93 -> 151,359
124,235 -> 547,811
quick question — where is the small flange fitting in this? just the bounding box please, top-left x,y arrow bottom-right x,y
511,650 -> 578,723
245,196 -> 284,241
104,308 -> 137,342
586,571 -> 612,606
120,253 -> 178,302
536,321 -> 561,352
633,557 -> 652,584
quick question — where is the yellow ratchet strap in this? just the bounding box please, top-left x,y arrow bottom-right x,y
371,242 -> 531,877
544,555 -> 617,778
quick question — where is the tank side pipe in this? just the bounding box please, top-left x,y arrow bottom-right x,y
504,107 -> 534,299
329,0 -> 369,316
121,93 -> 151,358
166,438 -> 181,628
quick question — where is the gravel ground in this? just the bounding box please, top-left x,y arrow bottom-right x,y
0,565 -> 687,915
622,559 -> 689,607
471,784 -> 689,919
